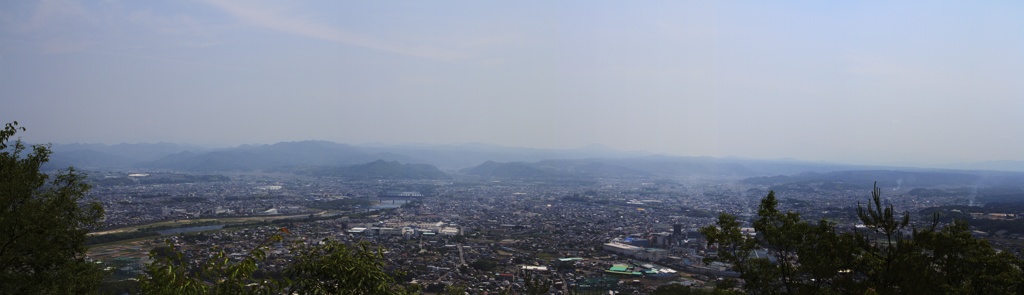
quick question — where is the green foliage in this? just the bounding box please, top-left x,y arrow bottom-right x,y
139,232 -> 282,295
751,191 -> 811,294
854,182 -> 920,293
700,182 -> 1024,295
914,220 -> 1024,294
140,229 -> 417,295
699,212 -> 755,266
98,279 -> 141,295
651,284 -> 703,295
445,284 -> 467,295
469,259 -> 498,271
283,240 -> 414,295
0,122 -> 107,294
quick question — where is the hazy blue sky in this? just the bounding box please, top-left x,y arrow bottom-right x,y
2,0 -> 1022,166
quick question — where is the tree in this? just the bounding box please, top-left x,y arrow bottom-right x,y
699,212 -> 755,269
0,121 -> 106,294
444,284 -> 467,295
751,191 -> 809,294
913,220 -> 1023,294
855,182 -> 917,293
140,230 -> 419,295
139,234 -> 282,295
701,184 -> 1024,295
701,194 -> 802,295
793,220 -> 862,294
651,283 -> 704,295
470,259 -> 498,271
283,239 -> 416,295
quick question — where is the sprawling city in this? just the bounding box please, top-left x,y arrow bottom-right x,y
5,1 -> 1024,294
62,148 -> 1024,294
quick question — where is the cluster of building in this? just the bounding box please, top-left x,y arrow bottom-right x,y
86,172 -> 1006,293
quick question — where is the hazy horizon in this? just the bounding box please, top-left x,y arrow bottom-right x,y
4,1 -> 1023,167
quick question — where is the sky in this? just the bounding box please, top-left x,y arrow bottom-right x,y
2,0 -> 1023,167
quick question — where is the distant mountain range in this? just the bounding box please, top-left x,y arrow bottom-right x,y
743,170 -> 984,191
459,157 -> 859,180
46,142 -> 200,170
461,160 -> 652,179
134,141 -> 415,172
41,141 -> 649,172
36,141 -> 1024,183
940,160 -> 1024,173
299,160 -> 448,180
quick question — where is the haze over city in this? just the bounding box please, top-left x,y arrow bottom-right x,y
3,0 -> 1023,167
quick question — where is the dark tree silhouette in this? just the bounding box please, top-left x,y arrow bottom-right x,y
0,122 -> 106,294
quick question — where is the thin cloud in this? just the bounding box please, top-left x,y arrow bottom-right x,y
1,0 -> 96,54
23,0 -> 92,33
38,38 -> 92,54
124,9 -> 229,49
204,0 -> 462,61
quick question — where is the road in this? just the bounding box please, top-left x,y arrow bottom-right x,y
458,243 -> 467,266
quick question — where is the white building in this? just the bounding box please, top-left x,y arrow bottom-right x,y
603,242 -> 641,256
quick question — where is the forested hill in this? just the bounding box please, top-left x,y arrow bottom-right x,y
40,140 -> 1024,180
135,141 -> 415,172
300,160 -> 448,180
461,160 -> 651,179
743,169 -> 1024,192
